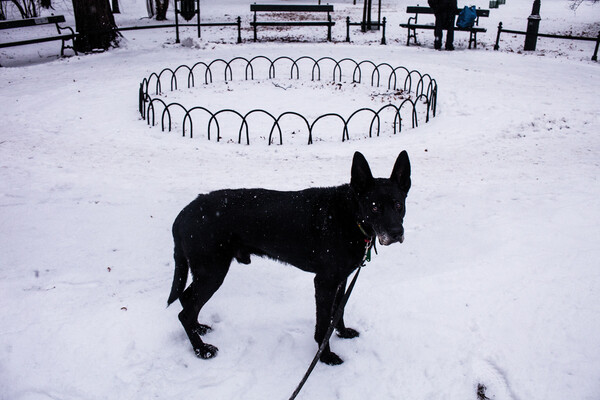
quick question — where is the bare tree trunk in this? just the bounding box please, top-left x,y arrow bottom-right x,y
72,0 -> 121,52
155,0 -> 169,21
10,0 -> 34,18
8,0 -> 52,19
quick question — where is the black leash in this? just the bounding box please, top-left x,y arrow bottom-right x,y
288,233 -> 375,400
288,265 -> 362,400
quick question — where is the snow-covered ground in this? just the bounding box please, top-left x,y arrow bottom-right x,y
1,1 -> 599,400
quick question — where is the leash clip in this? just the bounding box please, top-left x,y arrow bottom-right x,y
357,222 -> 376,266
362,237 -> 376,265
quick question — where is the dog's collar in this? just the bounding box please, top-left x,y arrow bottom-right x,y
357,222 -> 377,265
356,221 -> 373,239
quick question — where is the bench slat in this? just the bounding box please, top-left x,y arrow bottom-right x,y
251,21 -> 335,26
405,6 -> 489,17
250,4 -> 333,12
0,34 -> 74,48
0,15 -> 66,30
405,6 -> 435,14
399,23 -> 486,32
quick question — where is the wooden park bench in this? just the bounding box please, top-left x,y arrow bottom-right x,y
399,6 -> 489,49
0,15 -> 77,56
250,3 -> 335,42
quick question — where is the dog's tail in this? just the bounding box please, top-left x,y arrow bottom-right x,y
167,232 -> 189,307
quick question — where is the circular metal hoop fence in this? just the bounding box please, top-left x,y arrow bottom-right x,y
138,56 -> 438,145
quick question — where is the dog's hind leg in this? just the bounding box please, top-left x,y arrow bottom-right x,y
332,278 -> 360,339
178,257 -> 230,359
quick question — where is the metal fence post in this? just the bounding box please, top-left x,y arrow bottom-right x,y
174,0 -> 180,43
346,16 -> 351,42
524,0 -> 541,51
593,31 -> 600,61
494,21 -> 503,50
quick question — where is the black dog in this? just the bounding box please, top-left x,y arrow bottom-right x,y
168,151 -> 411,365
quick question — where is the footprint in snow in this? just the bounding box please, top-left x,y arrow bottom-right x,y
471,358 -> 518,400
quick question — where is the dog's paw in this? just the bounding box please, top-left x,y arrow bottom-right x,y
336,327 -> 360,339
320,351 -> 344,365
194,343 -> 218,359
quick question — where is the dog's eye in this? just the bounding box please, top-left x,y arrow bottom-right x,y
395,201 -> 403,210
371,204 -> 379,213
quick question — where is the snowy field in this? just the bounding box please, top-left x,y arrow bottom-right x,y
1,1 -> 599,399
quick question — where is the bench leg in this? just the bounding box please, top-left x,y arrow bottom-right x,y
469,31 -> 477,49
59,38 -> 77,56
406,27 -> 418,46
56,23 -> 78,56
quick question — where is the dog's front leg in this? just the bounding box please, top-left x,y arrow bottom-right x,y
314,275 -> 344,365
332,278 -> 360,339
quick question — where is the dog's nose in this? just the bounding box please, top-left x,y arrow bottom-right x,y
392,228 -> 405,244
378,228 -> 405,245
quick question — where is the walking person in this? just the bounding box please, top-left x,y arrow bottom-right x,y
428,0 -> 457,50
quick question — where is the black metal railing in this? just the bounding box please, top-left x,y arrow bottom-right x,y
138,56 -> 438,145
494,22 -> 600,61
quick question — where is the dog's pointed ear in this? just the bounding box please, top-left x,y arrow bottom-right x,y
351,151 -> 374,193
391,151 -> 411,192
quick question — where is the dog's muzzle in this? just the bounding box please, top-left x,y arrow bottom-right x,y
378,232 -> 404,246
